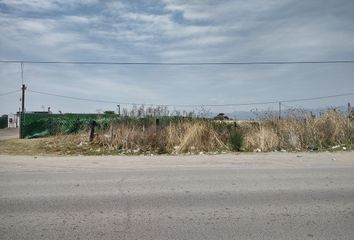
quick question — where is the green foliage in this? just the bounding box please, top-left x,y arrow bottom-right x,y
229,128 -> 244,151
104,111 -> 115,115
214,113 -> 230,120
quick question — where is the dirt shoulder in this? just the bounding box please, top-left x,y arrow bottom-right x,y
0,135 -> 352,157
0,128 -> 19,141
0,135 -> 114,156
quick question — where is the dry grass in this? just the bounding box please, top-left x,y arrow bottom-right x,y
1,110 -> 352,155
0,134 -> 115,155
243,110 -> 353,151
0,139 -> 46,155
93,121 -> 230,154
243,123 -> 279,151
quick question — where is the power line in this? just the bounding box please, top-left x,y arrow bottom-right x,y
27,89 -> 278,107
28,90 -> 131,105
1,60 -> 354,65
281,92 -> 354,103
0,90 -> 20,97
28,89 -> 354,107
281,102 -> 297,109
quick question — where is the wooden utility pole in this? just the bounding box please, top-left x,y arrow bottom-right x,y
19,84 -> 26,139
278,102 -> 282,120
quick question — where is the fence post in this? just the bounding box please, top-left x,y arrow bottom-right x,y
155,118 -> 160,149
348,102 -> 351,117
89,120 -> 97,142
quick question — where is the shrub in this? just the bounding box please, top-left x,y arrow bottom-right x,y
229,128 -> 243,151
243,109 -> 353,151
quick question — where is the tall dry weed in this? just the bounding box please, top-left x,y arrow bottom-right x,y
63,109 -> 354,154
243,122 -> 279,151
243,110 -> 354,151
93,120 -> 230,154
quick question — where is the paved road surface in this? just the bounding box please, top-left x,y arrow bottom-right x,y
0,152 -> 353,239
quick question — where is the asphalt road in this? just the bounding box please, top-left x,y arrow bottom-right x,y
0,152 -> 353,240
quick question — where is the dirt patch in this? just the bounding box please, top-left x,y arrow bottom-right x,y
0,136 -> 114,156
0,138 -> 47,155
0,128 -> 19,140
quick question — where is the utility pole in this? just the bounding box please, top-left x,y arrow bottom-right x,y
19,84 -> 26,139
278,101 -> 282,120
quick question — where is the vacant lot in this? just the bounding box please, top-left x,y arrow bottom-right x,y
5,110 -> 350,155
1,111 -> 353,156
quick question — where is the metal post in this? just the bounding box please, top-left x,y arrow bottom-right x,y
349,102 -> 352,120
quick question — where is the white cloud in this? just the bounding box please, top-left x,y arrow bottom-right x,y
0,0 -> 354,114
1,0 -> 100,12
63,15 -> 99,24
163,0 -> 290,21
0,0 -> 60,11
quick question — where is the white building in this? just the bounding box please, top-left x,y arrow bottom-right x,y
7,113 -> 19,128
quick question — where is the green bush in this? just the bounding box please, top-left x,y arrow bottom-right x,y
229,128 -> 244,151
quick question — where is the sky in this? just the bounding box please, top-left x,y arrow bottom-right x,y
0,0 -> 354,116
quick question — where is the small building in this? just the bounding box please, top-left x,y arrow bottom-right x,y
7,113 -> 19,128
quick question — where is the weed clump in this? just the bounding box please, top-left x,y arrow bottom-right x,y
229,125 -> 244,151
243,110 -> 353,152
92,120 -> 231,154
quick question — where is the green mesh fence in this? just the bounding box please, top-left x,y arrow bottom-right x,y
22,113 -> 189,138
23,113 -> 119,138
0,116 -> 7,129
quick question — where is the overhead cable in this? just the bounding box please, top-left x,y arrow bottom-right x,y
1,60 -> 354,65
0,90 -> 20,97
28,89 -> 354,107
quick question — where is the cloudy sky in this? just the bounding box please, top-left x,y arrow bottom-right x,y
0,0 -> 354,115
